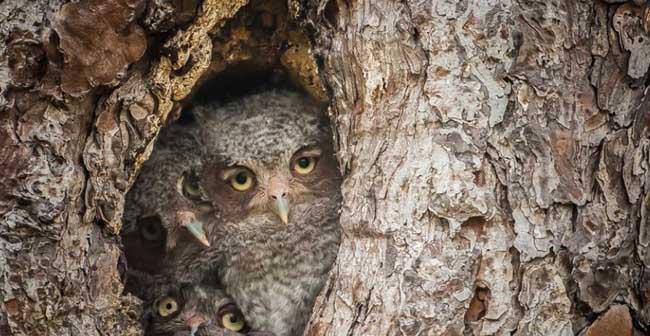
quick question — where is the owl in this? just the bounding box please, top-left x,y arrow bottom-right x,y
144,283 -> 252,336
165,90 -> 342,336
122,122 -> 213,272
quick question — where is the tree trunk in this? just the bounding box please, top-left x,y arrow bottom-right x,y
1,0 -> 650,335
0,0 -> 246,334
302,0 -> 650,335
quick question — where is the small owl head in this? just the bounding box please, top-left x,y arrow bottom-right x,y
123,124 -> 213,255
194,90 -> 341,226
144,284 -> 249,335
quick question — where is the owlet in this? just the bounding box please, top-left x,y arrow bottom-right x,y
122,123 -> 212,281
166,90 -> 342,336
144,283 -> 250,335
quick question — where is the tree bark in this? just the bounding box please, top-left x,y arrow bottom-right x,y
1,0 -> 245,334
2,0 -> 650,335
301,0 -> 650,335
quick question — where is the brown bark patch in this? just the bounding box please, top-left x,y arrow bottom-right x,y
464,216 -> 487,234
52,0 -> 147,96
6,31 -> 46,89
0,126 -> 30,215
464,286 -> 490,322
280,30 -> 328,102
584,305 -> 633,336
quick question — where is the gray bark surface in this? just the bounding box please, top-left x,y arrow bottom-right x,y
1,0 -> 649,335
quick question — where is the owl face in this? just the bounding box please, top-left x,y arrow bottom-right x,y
200,143 -> 339,225
196,90 -> 341,226
145,285 -> 249,336
123,124 -> 212,254
168,169 -> 213,248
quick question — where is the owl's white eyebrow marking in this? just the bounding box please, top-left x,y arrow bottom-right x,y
221,167 -> 253,181
297,147 -> 322,157
175,175 -> 185,196
220,169 -> 238,180
216,297 -> 233,308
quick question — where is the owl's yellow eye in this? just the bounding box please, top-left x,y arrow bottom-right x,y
218,303 -> 247,332
221,312 -> 245,331
156,297 -> 178,317
230,171 -> 254,191
181,172 -> 203,200
293,157 -> 317,175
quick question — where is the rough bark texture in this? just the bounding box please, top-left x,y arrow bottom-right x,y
300,0 -> 650,335
1,0 -> 247,334
2,0 -> 650,335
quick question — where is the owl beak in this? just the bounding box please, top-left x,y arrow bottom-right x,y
183,222 -> 210,247
269,177 -> 290,224
271,196 -> 290,225
177,211 -> 210,247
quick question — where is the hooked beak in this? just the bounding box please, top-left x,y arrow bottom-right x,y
271,196 -> 290,225
183,222 -> 210,247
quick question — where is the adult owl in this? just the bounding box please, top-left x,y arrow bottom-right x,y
144,283 -> 251,336
122,122 -> 212,285
166,90 -> 342,336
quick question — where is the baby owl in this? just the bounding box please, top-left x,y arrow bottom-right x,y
123,124 -> 211,251
144,283 -> 251,336
122,123 -> 212,278
166,90 -> 342,336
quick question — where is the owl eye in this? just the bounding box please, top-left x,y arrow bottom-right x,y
178,172 -> 206,201
218,304 -> 247,332
230,170 -> 254,192
139,216 -> 163,241
222,312 -> 245,331
155,297 -> 179,317
293,156 -> 317,175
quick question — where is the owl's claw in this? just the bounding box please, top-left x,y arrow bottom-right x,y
184,222 -> 210,247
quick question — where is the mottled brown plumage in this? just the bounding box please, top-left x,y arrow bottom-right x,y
164,90 -> 342,336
